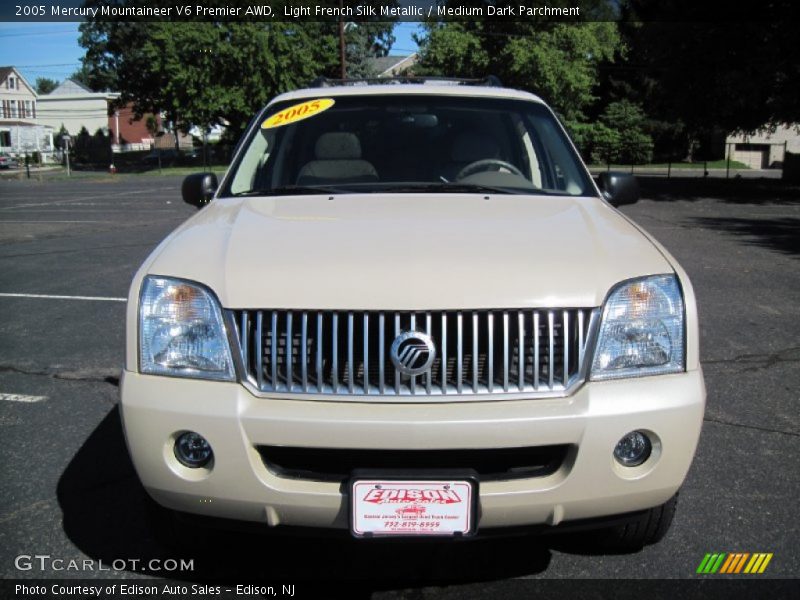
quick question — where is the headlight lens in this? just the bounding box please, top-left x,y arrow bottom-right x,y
139,277 -> 235,381
590,275 -> 685,380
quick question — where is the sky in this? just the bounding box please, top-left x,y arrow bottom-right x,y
0,21 -> 422,88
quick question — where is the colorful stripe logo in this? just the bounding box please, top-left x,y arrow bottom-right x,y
696,553 -> 773,574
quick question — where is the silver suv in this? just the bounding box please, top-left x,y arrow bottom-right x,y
121,78 -> 704,550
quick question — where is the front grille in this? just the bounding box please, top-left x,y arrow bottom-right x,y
232,308 -> 597,398
257,445 -> 571,482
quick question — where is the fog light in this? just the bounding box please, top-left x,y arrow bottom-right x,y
174,431 -> 213,468
614,431 -> 652,467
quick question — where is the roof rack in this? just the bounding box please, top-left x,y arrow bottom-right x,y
308,75 -> 503,88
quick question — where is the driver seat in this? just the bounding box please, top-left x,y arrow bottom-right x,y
442,131 -> 500,181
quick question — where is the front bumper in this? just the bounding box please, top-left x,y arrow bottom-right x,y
120,369 -> 705,531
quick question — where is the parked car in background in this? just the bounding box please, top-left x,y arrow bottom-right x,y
0,154 -> 19,169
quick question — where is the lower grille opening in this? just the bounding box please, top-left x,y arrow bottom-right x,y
256,445 -> 570,482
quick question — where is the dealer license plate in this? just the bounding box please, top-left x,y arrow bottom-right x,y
351,479 -> 475,537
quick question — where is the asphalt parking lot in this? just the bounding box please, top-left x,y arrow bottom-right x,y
0,173 -> 798,594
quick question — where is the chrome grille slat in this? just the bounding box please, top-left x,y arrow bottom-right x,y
562,310 -> 569,388
502,311 -> 509,392
409,313 -> 416,395
285,311 -> 293,391
517,312 -> 525,391
378,312 -> 385,394
472,312 -> 479,393
548,310 -> 555,390
533,311 -> 540,391
441,312 -> 448,395
425,313 -> 433,395
332,312 -> 339,393
456,312 -> 463,394
236,308 -> 597,398
300,312 -> 308,391
347,312 -> 354,394
487,312 -> 494,393
394,313 -> 400,395
270,311 -> 278,389
363,313 -> 369,392
255,311 -> 263,389
315,313 -> 323,389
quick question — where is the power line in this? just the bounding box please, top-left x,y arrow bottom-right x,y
13,63 -> 81,68
0,30 -> 77,38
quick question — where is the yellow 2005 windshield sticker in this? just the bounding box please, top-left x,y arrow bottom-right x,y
261,98 -> 335,129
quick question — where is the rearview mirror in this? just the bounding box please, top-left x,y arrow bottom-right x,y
597,172 -> 639,207
181,173 -> 218,208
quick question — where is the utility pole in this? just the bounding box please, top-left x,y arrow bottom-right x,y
339,0 -> 346,78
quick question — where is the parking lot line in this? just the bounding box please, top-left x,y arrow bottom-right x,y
0,393 -> 47,403
0,293 -> 126,302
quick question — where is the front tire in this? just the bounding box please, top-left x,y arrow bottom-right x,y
597,493 -> 678,552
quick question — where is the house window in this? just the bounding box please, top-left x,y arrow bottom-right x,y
0,131 -> 11,147
8,77 -> 15,90
17,100 -> 24,118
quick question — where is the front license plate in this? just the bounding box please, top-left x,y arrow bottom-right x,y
351,479 -> 475,537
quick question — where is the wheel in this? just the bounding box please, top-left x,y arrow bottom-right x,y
597,493 -> 678,553
455,158 -> 524,180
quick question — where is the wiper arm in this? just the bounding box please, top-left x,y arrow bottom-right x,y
380,182 -> 522,195
232,184 -> 348,197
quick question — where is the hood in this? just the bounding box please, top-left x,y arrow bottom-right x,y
145,194 -> 672,309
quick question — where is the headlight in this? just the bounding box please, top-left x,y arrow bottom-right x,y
139,276 -> 235,381
590,275 -> 685,380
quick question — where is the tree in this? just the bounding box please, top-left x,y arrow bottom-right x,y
614,1 -> 800,149
414,5 -> 621,133
77,2 -> 396,140
596,100 -> 653,164
35,77 -> 58,95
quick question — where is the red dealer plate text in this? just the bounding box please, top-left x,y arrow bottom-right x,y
351,480 -> 474,537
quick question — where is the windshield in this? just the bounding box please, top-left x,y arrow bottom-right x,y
222,94 -> 596,198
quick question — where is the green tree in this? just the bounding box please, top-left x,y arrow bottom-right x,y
35,77 -> 58,95
596,100 -> 653,164
614,1 -> 799,153
78,2 -> 396,140
415,8 -> 620,131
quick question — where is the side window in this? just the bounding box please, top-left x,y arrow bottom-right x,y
230,129 -> 272,194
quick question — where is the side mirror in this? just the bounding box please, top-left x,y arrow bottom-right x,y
597,172 -> 639,207
181,173 -> 218,208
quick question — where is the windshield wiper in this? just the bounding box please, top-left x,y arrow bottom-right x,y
376,182 -> 526,195
232,184 -> 349,197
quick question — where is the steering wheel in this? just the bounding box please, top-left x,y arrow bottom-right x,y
456,159 -> 524,180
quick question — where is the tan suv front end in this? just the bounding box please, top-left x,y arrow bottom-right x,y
120,83 -> 705,548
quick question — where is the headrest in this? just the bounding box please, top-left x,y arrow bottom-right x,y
451,131 -> 500,162
315,132 -> 362,159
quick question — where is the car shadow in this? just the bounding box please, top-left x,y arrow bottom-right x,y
637,176 -> 800,205
688,216 -> 800,256
58,408 -> 564,589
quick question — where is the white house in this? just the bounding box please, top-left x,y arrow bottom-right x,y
371,54 -> 418,78
0,66 -> 54,155
37,78 -> 119,137
726,124 -> 800,169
